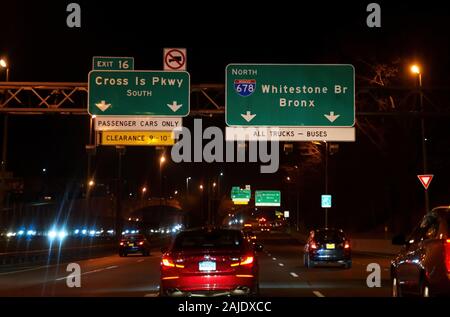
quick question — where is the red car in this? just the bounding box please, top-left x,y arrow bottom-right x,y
160,227 -> 261,297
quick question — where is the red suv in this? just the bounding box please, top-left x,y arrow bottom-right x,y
160,227 -> 261,297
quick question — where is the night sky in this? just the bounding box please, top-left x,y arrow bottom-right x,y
1,1 -> 450,232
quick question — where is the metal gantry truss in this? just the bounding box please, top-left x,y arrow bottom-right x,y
1,82 -> 450,117
0,82 -> 225,115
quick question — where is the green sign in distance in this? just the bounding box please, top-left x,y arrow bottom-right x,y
88,70 -> 190,116
321,195 -> 332,208
226,64 -> 355,127
255,190 -> 281,207
92,57 -> 134,70
231,187 -> 251,201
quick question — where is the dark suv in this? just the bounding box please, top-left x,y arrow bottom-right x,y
119,233 -> 151,257
304,228 -> 352,269
391,206 -> 450,297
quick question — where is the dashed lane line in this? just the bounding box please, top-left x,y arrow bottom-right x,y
290,272 -> 299,277
54,265 -> 119,281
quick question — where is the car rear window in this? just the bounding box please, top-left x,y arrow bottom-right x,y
124,234 -> 145,240
173,230 -> 243,250
314,230 -> 345,242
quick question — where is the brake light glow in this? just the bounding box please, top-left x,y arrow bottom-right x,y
231,256 -> 254,267
445,239 -> 450,273
310,242 -> 317,250
240,256 -> 254,265
138,241 -> 144,246
344,241 -> 350,249
162,257 -> 184,268
119,242 -> 124,246
162,258 -> 175,267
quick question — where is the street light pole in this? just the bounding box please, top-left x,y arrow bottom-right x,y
418,73 -> 430,213
325,141 -> 329,228
186,177 -> 191,195
295,166 -> 300,231
0,59 -> 10,209
411,65 -> 429,213
159,154 -> 166,216
116,146 -> 126,238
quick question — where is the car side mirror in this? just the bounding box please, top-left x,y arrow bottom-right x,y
392,234 -> 407,246
253,243 -> 264,252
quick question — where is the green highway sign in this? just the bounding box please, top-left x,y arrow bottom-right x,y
88,70 -> 190,116
231,186 -> 251,201
92,56 -> 134,70
321,195 -> 332,208
226,64 -> 355,127
255,190 -> 281,207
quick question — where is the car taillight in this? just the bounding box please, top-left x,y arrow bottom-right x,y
310,242 -> 317,250
231,255 -> 254,267
344,241 -> 350,249
161,257 -> 184,268
240,256 -> 254,266
138,241 -> 144,246
119,242 -> 124,246
445,239 -> 450,273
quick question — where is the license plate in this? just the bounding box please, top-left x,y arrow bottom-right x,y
199,261 -> 216,271
128,243 -> 134,247
326,243 -> 335,249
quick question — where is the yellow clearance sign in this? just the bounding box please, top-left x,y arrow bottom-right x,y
101,131 -> 175,146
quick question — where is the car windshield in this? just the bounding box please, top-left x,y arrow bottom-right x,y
173,230 -> 243,250
314,230 -> 345,242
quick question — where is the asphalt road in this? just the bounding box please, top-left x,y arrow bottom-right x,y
0,232 -> 392,297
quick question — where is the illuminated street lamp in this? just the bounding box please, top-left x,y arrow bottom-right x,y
199,184 -> 204,190
160,155 -> 166,164
142,186 -> 147,193
410,64 -> 420,75
0,58 -> 9,81
88,179 -> 95,187
213,182 -> 216,188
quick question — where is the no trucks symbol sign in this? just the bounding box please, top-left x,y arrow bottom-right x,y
164,48 -> 186,71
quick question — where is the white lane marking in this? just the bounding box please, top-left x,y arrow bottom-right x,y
84,268 -> 105,274
105,265 -> 118,270
313,291 -> 325,297
278,263 -> 284,267
290,272 -> 299,277
55,267 -> 107,281
137,259 -> 145,263
0,265 -> 55,276
144,293 -> 159,297
272,257 -> 277,260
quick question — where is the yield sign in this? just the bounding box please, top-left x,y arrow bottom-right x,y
417,174 -> 434,189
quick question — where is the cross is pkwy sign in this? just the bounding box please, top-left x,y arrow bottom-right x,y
88,70 -> 190,116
